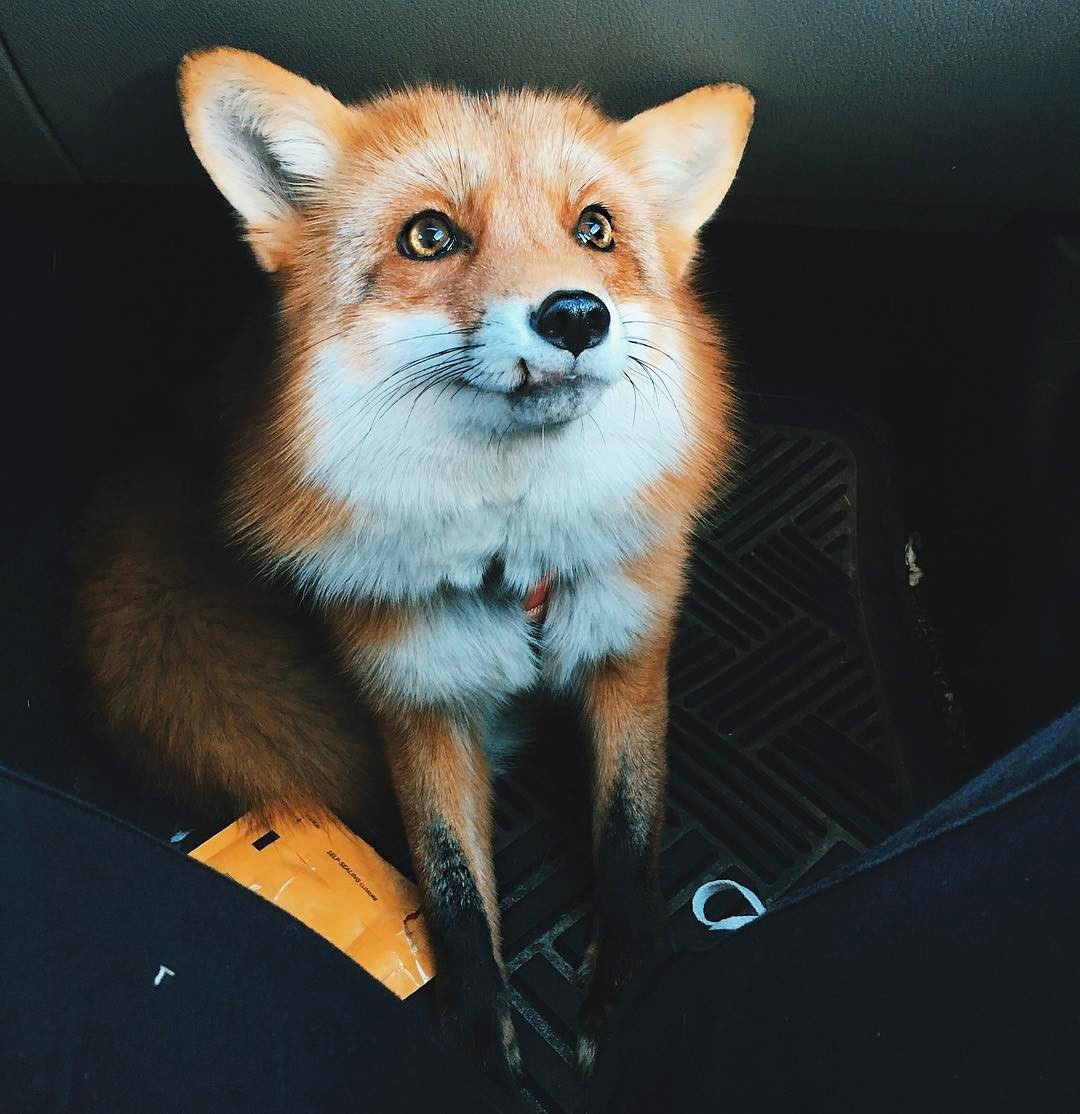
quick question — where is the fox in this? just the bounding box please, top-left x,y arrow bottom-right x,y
72,47 -> 753,1094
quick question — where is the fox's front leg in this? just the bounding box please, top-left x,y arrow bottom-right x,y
381,708 -> 522,1091
577,628 -> 671,1075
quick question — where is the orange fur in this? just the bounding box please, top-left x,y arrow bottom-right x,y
72,463 -> 381,825
585,529 -> 689,844
176,52 -> 749,573
380,708 -> 502,951
76,48 -> 754,1081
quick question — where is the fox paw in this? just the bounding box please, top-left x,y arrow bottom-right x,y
576,932 -> 663,1079
442,989 -> 524,1098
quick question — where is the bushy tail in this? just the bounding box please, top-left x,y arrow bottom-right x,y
72,462 -> 381,825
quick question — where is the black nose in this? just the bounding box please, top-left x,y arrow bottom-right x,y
532,290 -> 610,357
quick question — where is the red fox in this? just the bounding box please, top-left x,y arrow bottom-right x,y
73,47 -> 753,1092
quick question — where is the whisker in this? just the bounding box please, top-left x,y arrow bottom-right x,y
623,370 -> 642,427
340,367 -> 442,427
381,342 -> 480,381
628,347 -> 683,394
343,344 -> 480,420
324,350 -> 483,466
626,336 -> 697,392
622,312 -> 715,332
627,355 -> 688,434
622,316 -> 717,345
447,377 -> 479,405
628,337 -> 678,362
365,356 -> 476,429
432,371 -> 470,407
293,331 -> 477,384
490,418 -> 516,455
286,329 -> 348,365
586,410 -> 607,447
400,363 -> 478,432
367,327 -> 473,352
628,354 -> 663,410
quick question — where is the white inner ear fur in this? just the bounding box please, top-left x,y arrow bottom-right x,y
622,84 -> 754,239
193,82 -> 339,228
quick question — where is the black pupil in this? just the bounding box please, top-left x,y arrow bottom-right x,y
584,214 -> 605,241
418,220 -> 448,251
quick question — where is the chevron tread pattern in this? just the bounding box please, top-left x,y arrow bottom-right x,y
496,422 -> 919,1111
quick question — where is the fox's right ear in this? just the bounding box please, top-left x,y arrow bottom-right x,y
179,48 -> 351,270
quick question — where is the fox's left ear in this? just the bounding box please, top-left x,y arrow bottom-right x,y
620,84 -> 754,265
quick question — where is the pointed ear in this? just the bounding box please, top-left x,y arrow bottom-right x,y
620,84 -> 754,267
179,48 -> 352,270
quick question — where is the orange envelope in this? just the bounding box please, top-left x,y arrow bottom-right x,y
190,814 -> 434,999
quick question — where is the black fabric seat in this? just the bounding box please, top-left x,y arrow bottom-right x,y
587,706 -> 1080,1113
1,767 -> 501,1114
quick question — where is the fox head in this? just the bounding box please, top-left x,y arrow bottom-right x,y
180,47 -> 751,501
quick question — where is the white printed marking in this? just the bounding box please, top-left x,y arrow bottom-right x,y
153,965 -> 175,986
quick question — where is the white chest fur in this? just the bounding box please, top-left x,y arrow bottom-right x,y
293,327 -> 687,603
284,321 -> 688,704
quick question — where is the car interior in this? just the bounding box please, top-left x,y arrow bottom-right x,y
3,3 -> 1079,1111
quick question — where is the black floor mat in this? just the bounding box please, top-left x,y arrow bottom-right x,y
490,397 -> 942,1112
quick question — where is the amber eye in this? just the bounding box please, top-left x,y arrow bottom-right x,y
575,207 -> 615,251
398,211 -> 460,259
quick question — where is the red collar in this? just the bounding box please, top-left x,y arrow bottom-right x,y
523,573 -> 553,622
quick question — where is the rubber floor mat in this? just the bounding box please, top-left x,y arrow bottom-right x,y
492,397 -> 940,1112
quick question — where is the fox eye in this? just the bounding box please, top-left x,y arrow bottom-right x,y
575,207 -> 615,252
398,211 -> 460,260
